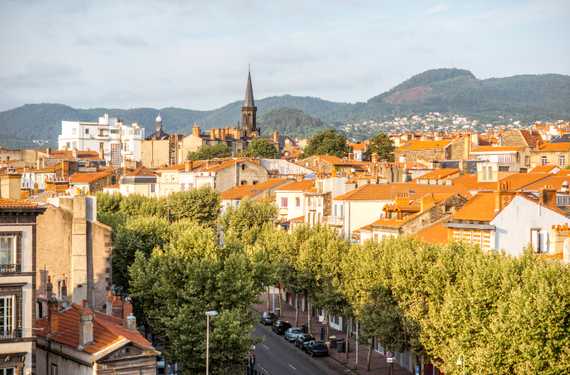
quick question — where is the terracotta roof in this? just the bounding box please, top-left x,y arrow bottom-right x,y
529,165 -> 560,173
519,129 -> 542,148
221,179 -> 288,200
350,143 -> 367,151
415,221 -> 449,244
417,168 -> 460,180
451,192 -> 504,222
452,173 -> 551,192
537,142 -> 570,152
334,183 -> 465,201
275,179 -> 315,192
397,140 -> 452,151
49,150 -> 102,160
307,155 -> 369,167
69,170 -> 113,184
471,146 -> 524,153
124,166 -> 156,177
522,175 -> 570,192
36,304 -> 154,354
0,199 -> 40,209
290,215 -> 305,223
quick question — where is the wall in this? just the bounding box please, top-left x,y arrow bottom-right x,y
339,200 -> 389,239
491,196 -> 570,256
275,191 -> 305,221
215,162 -> 268,193
140,139 -> 170,168
36,343 -> 93,375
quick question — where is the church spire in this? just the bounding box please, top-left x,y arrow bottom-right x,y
243,67 -> 255,107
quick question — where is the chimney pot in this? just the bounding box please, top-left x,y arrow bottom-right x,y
126,313 -> 137,331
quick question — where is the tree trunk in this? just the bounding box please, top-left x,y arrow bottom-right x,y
266,286 -> 271,310
345,317 -> 350,362
367,337 -> 374,371
355,320 -> 359,369
278,284 -> 283,314
420,354 -> 425,375
294,294 -> 299,326
306,295 -> 311,333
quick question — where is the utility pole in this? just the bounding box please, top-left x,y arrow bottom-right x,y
205,310 -> 218,375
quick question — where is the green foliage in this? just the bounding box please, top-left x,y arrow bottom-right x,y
188,143 -> 231,160
166,189 -> 220,226
221,200 -> 277,246
112,216 -> 171,291
365,132 -> 395,162
129,222 -> 260,374
303,129 -> 349,157
246,138 -> 279,159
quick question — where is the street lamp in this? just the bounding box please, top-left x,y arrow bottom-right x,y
456,354 -> 465,375
205,310 -> 218,375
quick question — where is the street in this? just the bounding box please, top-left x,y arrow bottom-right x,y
253,324 -> 346,375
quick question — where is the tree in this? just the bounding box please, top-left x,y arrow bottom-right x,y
220,199 -> 277,246
112,216 -> 171,291
129,222 -> 261,374
166,188 -> 220,226
188,143 -> 231,160
246,138 -> 279,158
303,129 -> 349,157
365,132 -> 395,161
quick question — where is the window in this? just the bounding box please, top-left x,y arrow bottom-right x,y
85,128 -> 89,135
50,364 -> 58,375
541,156 -> 548,166
530,228 -> 543,253
0,296 -> 15,337
150,184 -> 155,193
281,197 -> 288,208
72,128 -> 77,136
560,155 -> 566,167
0,368 -> 15,375
0,236 -> 16,268
241,164 -> 246,171
295,197 -> 300,207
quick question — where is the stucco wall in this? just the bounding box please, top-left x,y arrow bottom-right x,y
140,140 -> 170,168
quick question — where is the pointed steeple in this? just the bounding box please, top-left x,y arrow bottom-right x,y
243,68 -> 255,107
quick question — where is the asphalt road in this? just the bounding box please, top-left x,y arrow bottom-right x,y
252,324 -> 343,375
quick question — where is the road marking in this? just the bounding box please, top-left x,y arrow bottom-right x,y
288,363 -> 297,371
261,343 -> 270,350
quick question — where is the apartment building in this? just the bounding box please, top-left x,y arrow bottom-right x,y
58,114 -> 145,167
0,199 -> 46,375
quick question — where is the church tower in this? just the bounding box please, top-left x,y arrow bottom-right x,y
241,69 -> 257,136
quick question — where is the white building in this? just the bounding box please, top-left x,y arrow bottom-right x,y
58,113 -> 144,166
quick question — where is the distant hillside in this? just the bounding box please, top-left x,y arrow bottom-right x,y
1,68 -> 569,148
259,108 -> 332,139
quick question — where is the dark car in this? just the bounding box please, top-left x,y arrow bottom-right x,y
260,311 -> 277,326
284,327 -> 304,342
272,320 -> 292,335
294,333 -> 314,349
303,340 -> 329,357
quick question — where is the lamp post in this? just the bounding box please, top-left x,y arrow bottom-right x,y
205,310 -> 218,375
456,354 -> 465,375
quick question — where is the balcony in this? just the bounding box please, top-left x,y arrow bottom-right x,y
0,328 -> 22,341
0,264 -> 21,273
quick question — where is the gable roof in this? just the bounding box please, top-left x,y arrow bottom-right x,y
69,170 -> 113,184
220,179 -> 289,200
470,146 -> 524,153
529,165 -> 560,174
274,179 -> 315,192
537,142 -> 570,152
334,183 -> 465,201
451,192 -> 500,222
415,221 -> 450,244
36,304 -> 155,355
416,168 -> 460,180
397,140 -> 452,151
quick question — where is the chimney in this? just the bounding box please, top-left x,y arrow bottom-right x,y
48,300 -> 60,334
272,131 -> 280,144
122,298 -> 133,322
539,187 -> 556,207
126,314 -> 137,331
105,291 -> 113,316
79,307 -> 94,347
192,124 -> 201,137
371,152 -> 379,164
348,152 -> 354,160
185,160 -> 191,172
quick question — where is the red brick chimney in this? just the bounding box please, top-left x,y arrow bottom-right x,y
48,300 -> 60,334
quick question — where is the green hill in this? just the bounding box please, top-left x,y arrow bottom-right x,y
1,68 -> 569,148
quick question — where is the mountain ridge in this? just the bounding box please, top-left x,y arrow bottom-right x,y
1,68 -> 569,147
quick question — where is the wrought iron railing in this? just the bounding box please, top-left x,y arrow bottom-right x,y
0,328 -> 22,341
0,264 -> 20,273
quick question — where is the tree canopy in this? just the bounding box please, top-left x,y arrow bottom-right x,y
365,132 -> 395,161
303,129 -> 349,157
188,143 -> 231,160
246,138 -> 279,159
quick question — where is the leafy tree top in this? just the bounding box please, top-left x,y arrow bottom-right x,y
246,138 -> 279,159
303,129 -> 349,158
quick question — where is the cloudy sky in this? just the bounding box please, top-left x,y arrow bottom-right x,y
0,0 -> 568,111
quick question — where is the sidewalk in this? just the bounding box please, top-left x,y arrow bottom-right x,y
253,294 -> 411,375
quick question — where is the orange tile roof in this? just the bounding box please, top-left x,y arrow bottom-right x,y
529,165 -> 559,173
35,304 -> 154,354
452,173 -> 551,192
537,142 -> 570,152
124,166 -> 156,177
415,221 -> 449,244
0,198 -> 40,209
221,179 -> 288,200
275,179 -> 315,192
69,170 -> 113,184
350,143 -> 367,151
471,146 -> 524,153
397,140 -> 452,151
335,183 -> 465,201
417,168 -> 460,180
522,175 -> 570,191
451,192 -> 505,222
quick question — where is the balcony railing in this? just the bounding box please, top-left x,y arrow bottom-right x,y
0,328 -> 22,341
0,264 -> 21,273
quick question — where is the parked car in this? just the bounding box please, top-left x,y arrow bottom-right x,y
260,311 -> 277,326
303,340 -> 329,357
284,327 -> 304,342
272,320 -> 292,335
294,333 -> 314,349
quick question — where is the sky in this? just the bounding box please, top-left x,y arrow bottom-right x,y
0,0 -> 569,111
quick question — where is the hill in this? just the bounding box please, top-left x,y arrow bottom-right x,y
1,68 -> 569,147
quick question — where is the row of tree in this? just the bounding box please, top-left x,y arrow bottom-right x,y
188,138 -> 279,160
97,192 -> 570,374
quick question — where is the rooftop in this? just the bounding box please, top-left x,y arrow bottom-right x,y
221,178 -> 289,200
397,139 -> 452,151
